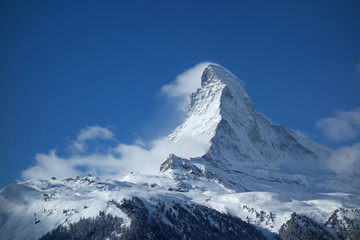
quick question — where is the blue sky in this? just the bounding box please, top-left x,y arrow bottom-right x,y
1,1 -> 359,188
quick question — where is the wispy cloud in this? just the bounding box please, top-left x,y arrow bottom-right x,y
76,125 -> 114,142
22,63 -> 224,181
316,108 -> 360,141
161,62 -> 213,111
22,150 -> 80,180
327,143 -> 360,176
71,125 -> 115,152
21,125 -> 209,180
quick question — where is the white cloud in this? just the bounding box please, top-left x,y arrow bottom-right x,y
22,150 -> 80,180
316,108 -> 360,141
161,62 -> 214,111
72,125 -> 115,152
327,143 -> 360,176
21,126 -> 209,180
76,125 -> 114,141
21,63 -> 217,181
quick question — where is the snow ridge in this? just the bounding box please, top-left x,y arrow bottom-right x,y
170,64 -> 332,171
1,64 -> 359,239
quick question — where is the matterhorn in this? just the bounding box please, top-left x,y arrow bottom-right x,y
1,64 -> 359,239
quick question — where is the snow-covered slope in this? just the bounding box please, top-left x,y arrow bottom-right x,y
170,64 -> 332,167
164,65 -> 359,195
0,176 -> 266,240
1,64 -> 359,239
0,177 -> 132,240
163,64 -> 360,237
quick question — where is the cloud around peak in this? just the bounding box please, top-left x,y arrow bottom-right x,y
161,62 -> 214,111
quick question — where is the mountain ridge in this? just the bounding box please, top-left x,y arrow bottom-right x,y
169,64 -> 332,171
0,64 -> 359,239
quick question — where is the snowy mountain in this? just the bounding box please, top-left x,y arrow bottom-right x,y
165,65 -> 358,195
169,64 -> 331,165
1,64 -> 359,239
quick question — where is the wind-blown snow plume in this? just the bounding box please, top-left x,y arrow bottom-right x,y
316,108 -> 360,141
161,62 -> 214,111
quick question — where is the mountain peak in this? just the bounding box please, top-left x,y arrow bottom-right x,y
201,64 -> 255,111
169,64 -> 331,168
201,64 -> 236,87
169,64 -> 254,143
